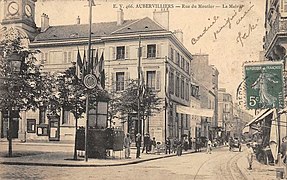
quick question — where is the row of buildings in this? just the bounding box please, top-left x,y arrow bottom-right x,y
0,0 -> 253,144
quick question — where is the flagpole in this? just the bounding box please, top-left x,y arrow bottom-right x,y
85,0 -> 93,162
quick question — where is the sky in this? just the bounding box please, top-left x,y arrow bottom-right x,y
0,0 -> 266,111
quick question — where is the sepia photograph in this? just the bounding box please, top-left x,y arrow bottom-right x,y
0,0 -> 286,179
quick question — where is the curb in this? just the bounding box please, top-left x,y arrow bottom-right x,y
0,151 -> 196,167
0,146 -> 224,167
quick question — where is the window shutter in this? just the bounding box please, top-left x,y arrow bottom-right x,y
125,46 -> 130,59
156,71 -> 161,90
124,71 -> 130,89
68,52 -> 72,62
142,45 -> 146,58
63,52 -> 67,63
156,44 -> 161,58
110,47 -> 115,60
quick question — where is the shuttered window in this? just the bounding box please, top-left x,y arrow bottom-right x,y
49,51 -> 63,64
169,71 -> 174,95
116,46 -> 125,60
116,72 -> 125,91
175,74 -> 180,97
170,47 -> 174,61
63,51 -> 72,63
147,71 -> 156,89
62,110 -> 70,124
147,44 -> 156,58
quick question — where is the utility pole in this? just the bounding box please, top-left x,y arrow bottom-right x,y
164,56 -> 168,154
84,0 -> 94,162
137,35 -> 142,136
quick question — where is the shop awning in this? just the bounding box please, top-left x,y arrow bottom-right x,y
176,105 -> 214,117
246,109 -> 272,126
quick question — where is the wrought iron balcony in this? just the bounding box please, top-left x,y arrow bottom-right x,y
264,15 -> 287,52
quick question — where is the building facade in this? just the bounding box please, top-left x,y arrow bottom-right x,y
190,54 -> 219,140
0,0 -> 195,143
263,0 -> 287,143
218,88 -> 233,141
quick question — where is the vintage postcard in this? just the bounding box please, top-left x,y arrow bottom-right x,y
0,0 -> 283,179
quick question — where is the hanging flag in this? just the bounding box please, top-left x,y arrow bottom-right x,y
99,52 -> 105,89
82,47 -> 87,80
140,68 -> 145,100
76,47 -> 83,79
90,48 -> 94,74
92,49 -> 98,75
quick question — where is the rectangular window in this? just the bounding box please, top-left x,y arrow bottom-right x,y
170,47 -> 174,61
39,107 -> 46,124
185,81 -> 189,100
147,71 -> 156,89
116,72 -> 125,91
27,119 -> 36,133
147,44 -> 156,58
186,62 -> 190,74
169,71 -> 174,95
62,110 -> 70,124
64,51 -> 72,63
176,52 -> 180,65
116,46 -> 125,60
175,75 -> 180,97
181,78 -> 185,99
181,57 -> 185,69
49,51 -> 63,64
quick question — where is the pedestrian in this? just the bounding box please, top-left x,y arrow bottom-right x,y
151,137 -> 156,154
142,133 -> 150,154
156,141 -> 161,155
246,143 -> 254,170
176,139 -> 183,156
206,139 -> 212,154
166,137 -> 171,154
172,137 -> 177,153
135,133 -> 141,159
123,133 -> 131,159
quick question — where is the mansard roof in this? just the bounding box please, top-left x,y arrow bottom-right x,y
34,17 -> 166,42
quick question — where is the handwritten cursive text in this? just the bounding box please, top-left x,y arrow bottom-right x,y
236,19 -> 259,47
191,16 -> 219,45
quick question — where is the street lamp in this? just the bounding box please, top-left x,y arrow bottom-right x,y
6,51 -> 23,157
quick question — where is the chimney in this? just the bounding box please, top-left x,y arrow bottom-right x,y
76,16 -> 80,25
41,13 -> 49,32
174,29 -> 183,43
117,8 -> 124,26
153,9 -> 169,30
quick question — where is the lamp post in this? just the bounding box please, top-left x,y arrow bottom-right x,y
6,51 -> 23,157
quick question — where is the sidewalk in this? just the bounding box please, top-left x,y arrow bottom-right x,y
0,141 -> 199,167
237,149 -> 280,180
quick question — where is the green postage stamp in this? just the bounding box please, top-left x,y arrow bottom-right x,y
244,61 -> 284,109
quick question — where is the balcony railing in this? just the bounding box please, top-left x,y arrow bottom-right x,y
264,15 -> 287,50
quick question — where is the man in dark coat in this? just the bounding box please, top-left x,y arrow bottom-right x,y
142,133 -> 150,153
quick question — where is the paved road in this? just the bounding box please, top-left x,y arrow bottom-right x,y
0,147 -> 247,180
